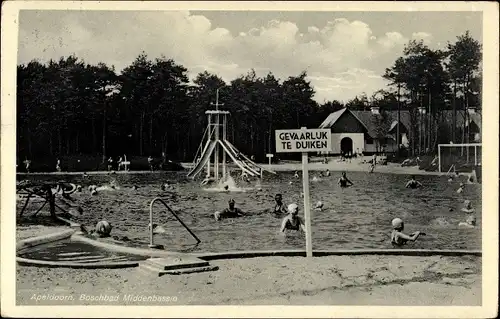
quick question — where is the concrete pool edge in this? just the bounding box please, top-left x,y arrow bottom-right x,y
193,249 -> 482,260
17,228 -> 76,252
16,257 -> 139,269
70,233 -> 186,258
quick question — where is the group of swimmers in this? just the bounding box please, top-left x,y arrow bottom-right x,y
210,169 -> 477,246
212,196 -> 306,235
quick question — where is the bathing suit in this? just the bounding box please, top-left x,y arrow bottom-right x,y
273,203 -> 287,216
390,230 -> 407,246
406,180 -> 420,189
339,177 -> 351,187
283,216 -> 301,231
221,207 -> 244,218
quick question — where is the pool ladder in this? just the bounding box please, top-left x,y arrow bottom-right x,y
148,197 -> 201,248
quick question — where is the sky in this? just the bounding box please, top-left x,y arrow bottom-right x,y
17,10 -> 482,103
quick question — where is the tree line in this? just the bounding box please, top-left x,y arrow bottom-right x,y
17,31 -> 481,163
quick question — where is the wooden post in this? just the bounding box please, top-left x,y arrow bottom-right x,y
474,145 -> 477,166
206,114 -> 211,178
438,144 -> 441,173
45,185 -> 56,219
215,113 -> 219,181
301,127 -> 313,258
222,113 -> 226,180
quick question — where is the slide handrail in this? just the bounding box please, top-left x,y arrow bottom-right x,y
224,140 -> 277,175
217,140 -> 257,176
148,197 -> 201,247
220,140 -> 260,176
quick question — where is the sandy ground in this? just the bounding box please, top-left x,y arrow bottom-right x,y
16,157 -> 454,176
16,254 -> 481,306
16,226 -> 481,306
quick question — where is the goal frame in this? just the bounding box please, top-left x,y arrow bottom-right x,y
438,143 -> 482,173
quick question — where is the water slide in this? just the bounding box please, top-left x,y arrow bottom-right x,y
224,140 -> 276,175
187,141 -> 217,178
217,140 -> 259,177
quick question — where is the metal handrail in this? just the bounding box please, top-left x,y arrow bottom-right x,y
148,197 -> 201,248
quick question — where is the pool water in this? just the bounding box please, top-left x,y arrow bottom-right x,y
17,239 -> 147,263
18,170 -> 481,253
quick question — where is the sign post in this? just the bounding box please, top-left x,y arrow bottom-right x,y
266,154 -> 274,165
275,127 -> 331,258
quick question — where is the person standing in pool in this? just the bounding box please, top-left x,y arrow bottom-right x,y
214,199 -> 245,221
280,203 -> 306,233
390,218 -> 425,246
405,175 -> 423,189
148,156 -> 154,171
272,194 -> 287,217
338,172 -> 354,188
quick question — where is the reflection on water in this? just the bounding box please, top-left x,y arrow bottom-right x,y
18,171 -> 481,252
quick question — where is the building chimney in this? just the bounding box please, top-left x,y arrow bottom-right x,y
467,107 -> 476,115
371,107 -> 380,115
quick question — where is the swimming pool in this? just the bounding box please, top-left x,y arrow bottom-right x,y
17,170 -> 481,253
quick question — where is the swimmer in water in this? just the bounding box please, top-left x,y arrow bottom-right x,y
457,183 -> 465,194
461,200 -> 475,214
272,194 -> 287,217
214,199 -> 245,221
338,172 -> 353,188
280,203 -> 306,233
459,215 -> 476,228
314,201 -> 324,211
53,182 -> 77,200
405,175 -> 423,189
293,171 -> 299,179
468,174 -> 475,184
390,218 -> 425,246
324,169 -> 331,177
241,171 -> 250,183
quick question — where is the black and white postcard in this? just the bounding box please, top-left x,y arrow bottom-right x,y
1,1 -> 498,318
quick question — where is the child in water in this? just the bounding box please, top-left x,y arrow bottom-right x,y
214,199 -> 245,221
390,218 -> 425,246
272,194 -> 287,217
405,175 -> 423,189
461,200 -> 475,214
459,215 -> 476,228
338,172 -> 354,188
457,183 -> 465,194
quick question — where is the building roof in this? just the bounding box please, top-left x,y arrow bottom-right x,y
320,107 -> 481,138
318,108 -> 347,129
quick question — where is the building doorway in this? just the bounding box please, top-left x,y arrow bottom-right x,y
340,137 -> 353,155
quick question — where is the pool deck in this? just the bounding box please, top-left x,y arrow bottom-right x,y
15,225 -> 482,306
16,161 -> 466,177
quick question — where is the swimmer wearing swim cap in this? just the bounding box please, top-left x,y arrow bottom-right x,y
390,218 -> 425,246
459,215 -> 477,228
461,200 -> 475,213
280,203 -> 305,233
214,199 -> 245,221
